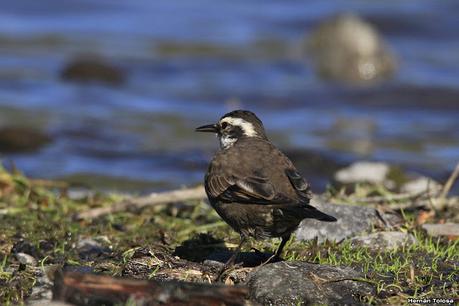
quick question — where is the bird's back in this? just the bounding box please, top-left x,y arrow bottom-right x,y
206,137 -> 310,205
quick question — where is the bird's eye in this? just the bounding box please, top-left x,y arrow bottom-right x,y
221,122 -> 228,129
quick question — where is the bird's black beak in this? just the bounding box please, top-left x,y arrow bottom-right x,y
195,124 -> 218,133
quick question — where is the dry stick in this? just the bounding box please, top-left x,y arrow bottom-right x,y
75,185 -> 206,220
440,161 -> 459,199
348,190 -> 432,204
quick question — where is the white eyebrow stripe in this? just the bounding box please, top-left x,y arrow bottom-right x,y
220,117 -> 258,137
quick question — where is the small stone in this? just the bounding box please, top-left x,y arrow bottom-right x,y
248,261 -> 374,305
15,252 -> 37,266
401,176 -> 442,194
350,231 -> 416,250
422,223 -> 459,238
63,265 -> 94,274
76,238 -> 110,259
334,161 -> 389,184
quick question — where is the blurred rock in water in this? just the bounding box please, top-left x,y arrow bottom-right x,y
61,56 -> 125,85
334,161 -> 390,185
0,127 -> 52,153
306,13 -> 396,84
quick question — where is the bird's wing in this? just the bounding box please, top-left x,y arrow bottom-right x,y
206,172 -> 289,204
285,169 -> 312,203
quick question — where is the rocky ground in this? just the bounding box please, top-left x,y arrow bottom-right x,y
0,162 -> 458,305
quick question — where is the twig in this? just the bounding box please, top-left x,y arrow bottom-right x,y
440,161 -> 459,199
75,185 -> 206,220
347,191 -> 431,204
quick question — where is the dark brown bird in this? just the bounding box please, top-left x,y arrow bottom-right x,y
196,110 -> 336,269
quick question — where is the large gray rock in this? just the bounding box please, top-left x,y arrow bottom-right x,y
295,197 -> 400,242
350,231 -> 416,250
306,13 -> 396,84
248,261 -> 374,305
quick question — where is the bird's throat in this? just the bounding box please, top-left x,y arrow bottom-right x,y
219,135 -> 237,149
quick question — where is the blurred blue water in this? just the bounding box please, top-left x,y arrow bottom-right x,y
0,0 -> 458,191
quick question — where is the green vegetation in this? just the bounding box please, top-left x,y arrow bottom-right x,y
0,165 -> 457,305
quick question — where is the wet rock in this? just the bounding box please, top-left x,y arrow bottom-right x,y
350,231 -> 416,250
422,223 -> 459,238
248,261 -> 374,305
76,237 -> 111,260
306,13 -> 396,84
61,56 -> 125,85
334,161 -> 389,185
295,197 -> 401,242
15,252 -> 37,266
0,127 -> 52,153
401,176 -> 442,195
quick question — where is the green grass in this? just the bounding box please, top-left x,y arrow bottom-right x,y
0,165 -> 457,305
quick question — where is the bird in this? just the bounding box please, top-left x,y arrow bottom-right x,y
196,110 -> 336,272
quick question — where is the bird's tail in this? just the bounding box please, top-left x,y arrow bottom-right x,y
299,204 -> 337,222
305,209 -> 337,222
270,203 -> 337,222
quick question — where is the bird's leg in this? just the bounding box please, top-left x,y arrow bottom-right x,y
259,234 -> 292,267
215,235 -> 246,281
274,234 -> 291,260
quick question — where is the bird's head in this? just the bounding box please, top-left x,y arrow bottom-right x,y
195,110 -> 267,149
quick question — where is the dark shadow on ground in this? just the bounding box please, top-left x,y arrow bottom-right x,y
173,233 -> 281,267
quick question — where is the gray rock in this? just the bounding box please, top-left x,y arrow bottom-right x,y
334,161 -> 389,185
350,231 -> 416,250
295,197 -> 400,242
422,223 -> 459,237
306,13 -> 396,84
16,252 -> 37,266
248,261 -> 374,305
